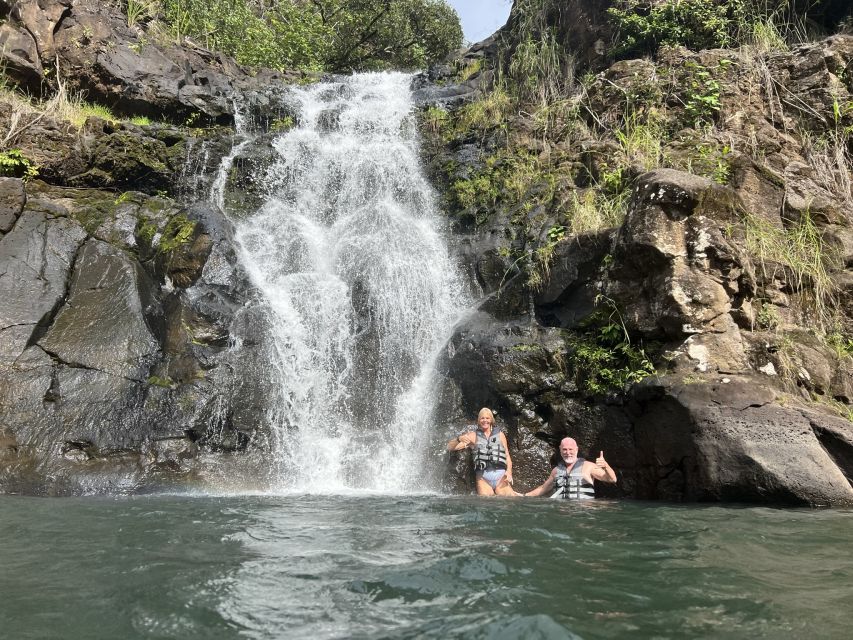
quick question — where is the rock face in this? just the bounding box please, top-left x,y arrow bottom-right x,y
0,0 -> 308,495
0,179 -> 274,494
629,377 -> 853,505
434,163 -> 853,506
423,14 -> 853,505
0,0 -> 306,121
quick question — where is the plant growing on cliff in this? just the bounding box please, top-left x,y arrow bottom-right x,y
683,62 -> 721,126
125,0 -> 159,28
568,188 -> 629,235
503,0 -> 576,107
801,130 -> 853,210
566,296 -> 656,395
456,58 -> 483,82
159,213 -> 197,253
0,149 -> 38,179
615,110 -> 664,171
825,330 -> 853,359
608,0 -> 737,56
609,0 -> 822,57
453,84 -> 513,139
741,208 -> 839,329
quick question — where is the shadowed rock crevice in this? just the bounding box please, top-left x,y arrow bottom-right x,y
810,421 -> 853,488
24,236 -> 85,350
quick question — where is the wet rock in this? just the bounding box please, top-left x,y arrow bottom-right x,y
0,209 -> 87,363
0,177 -> 26,234
38,238 -> 160,380
535,230 -> 610,328
629,376 -> 853,506
74,120 -> 183,192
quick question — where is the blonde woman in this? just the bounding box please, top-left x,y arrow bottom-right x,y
447,408 -> 518,496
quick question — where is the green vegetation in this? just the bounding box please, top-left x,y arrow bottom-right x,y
615,111 -> 665,172
157,0 -> 462,72
825,331 -> 853,359
74,102 -> 118,126
0,69 -> 152,134
457,58 -> 483,82
269,115 -> 295,133
135,209 -> 196,256
568,189 -> 629,235
689,142 -> 732,184
147,375 -> 175,388
125,0 -> 159,28
566,297 -> 656,395
755,301 -> 781,330
682,61 -> 722,127
420,106 -> 450,136
158,213 -> 197,253
741,209 -> 839,329
449,150 -> 556,226
608,0 -> 738,55
505,0 -> 575,107
0,149 -> 38,179
607,0 -> 819,57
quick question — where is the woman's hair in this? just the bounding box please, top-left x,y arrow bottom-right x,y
477,407 -> 495,427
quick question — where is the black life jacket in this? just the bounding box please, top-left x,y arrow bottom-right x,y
472,427 -> 508,471
552,458 -> 595,500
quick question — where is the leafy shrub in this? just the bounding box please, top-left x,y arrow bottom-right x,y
683,62 -> 722,126
0,149 -> 38,179
566,297 -> 656,394
609,0 -> 738,56
608,0 -> 836,56
159,0 -> 462,72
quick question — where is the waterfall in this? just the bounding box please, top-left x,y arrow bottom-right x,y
211,100 -> 251,210
233,73 -> 467,493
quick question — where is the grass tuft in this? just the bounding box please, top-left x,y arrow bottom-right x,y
742,209 -> 839,329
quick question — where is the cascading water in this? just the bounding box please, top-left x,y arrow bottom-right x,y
234,73 -> 467,493
210,100 -> 252,211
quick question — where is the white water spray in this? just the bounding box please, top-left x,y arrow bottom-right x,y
234,73 -> 467,492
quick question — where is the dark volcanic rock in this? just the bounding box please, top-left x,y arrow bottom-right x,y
37,238 -> 161,379
0,0 -> 304,122
0,19 -> 42,89
0,209 -> 87,363
0,177 -> 26,233
629,377 -> 853,506
0,177 -> 271,495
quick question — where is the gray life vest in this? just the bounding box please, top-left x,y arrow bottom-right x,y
472,427 -> 508,471
551,458 -> 595,500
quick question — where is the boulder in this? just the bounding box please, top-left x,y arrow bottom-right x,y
606,169 -> 744,340
629,377 -> 853,506
0,22 -> 42,88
